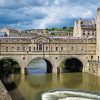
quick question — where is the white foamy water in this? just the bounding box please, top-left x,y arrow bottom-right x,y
42,90 -> 100,100
58,97 -> 92,100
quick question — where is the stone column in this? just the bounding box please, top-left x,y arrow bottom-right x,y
21,68 -> 25,75
53,67 -> 58,74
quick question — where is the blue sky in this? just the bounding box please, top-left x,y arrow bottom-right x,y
0,0 -> 100,30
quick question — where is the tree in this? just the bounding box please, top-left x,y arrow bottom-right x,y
0,58 -> 20,83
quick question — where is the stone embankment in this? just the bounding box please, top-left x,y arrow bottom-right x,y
0,80 -> 12,100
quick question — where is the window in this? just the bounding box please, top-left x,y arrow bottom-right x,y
83,33 -> 85,35
34,47 -> 35,51
98,56 -> 99,61
91,56 -> 93,59
56,47 -> 58,51
6,47 -> 8,51
81,22 -> 83,24
17,47 -> 19,51
39,43 -> 42,51
92,33 -> 94,35
29,47 -> 31,51
23,47 -> 25,51
46,47 -> 48,51
81,47 -> 83,51
51,47 -> 52,51
71,46 -> 73,50
61,47 -> 63,51
12,47 -> 14,50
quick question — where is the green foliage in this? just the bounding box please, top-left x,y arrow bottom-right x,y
45,26 -> 73,32
0,58 -> 20,83
59,61 -> 65,68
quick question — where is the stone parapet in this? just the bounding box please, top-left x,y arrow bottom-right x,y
88,60 -> 100,76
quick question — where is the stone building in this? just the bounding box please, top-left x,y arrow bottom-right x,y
0,7 -> 100,76
73,19 -> 96,38
0,27 -> 21,37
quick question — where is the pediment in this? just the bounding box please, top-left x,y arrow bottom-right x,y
32,35 -> 49,43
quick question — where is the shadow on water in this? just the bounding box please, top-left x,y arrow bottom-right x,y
0,58 -> 25,100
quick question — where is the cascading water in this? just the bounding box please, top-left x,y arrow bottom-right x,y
42,90 -> 100,100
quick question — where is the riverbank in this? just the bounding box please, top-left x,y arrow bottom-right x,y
0,80 -> 12,100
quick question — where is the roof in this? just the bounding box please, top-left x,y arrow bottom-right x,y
80,19 -> 96,28
81,20 -> 95,25
49,36 -> 81,39
0,27 -> 21,33
0,32 -> 7,37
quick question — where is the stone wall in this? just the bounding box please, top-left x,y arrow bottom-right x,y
0,80 -> 12,100
88,60 -> 100,76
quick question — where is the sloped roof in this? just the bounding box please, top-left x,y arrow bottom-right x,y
81,20 -> 96,25
0,32 -> 7,37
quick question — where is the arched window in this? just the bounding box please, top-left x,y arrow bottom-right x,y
29,47 -> 31,51
46,47 -> 48,51
34,47 -> 35,51
51,47 -> 52,51
56,47 -> 58,51
39,43 -> 42,51
61,47 -> 63,51
83,33 -> 85,35
6,47 -> 8,51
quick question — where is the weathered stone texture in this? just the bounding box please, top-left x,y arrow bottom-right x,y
0,80 -> 12,100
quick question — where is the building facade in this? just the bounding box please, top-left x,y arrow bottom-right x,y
0,7 -> 100,76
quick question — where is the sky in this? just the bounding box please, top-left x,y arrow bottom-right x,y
0,0 -> 100,30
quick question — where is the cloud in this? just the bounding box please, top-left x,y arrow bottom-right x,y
0,0 -> 100,29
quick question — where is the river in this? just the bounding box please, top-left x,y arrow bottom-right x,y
1,58 -> 100,100
7,72 -> 100,100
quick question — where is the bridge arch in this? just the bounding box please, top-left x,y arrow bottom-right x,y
59,57 -> 83,73
0,57 -> 21,84
26,57 -> 53,74
0,56 -> 22,67
0,57 -> 21,73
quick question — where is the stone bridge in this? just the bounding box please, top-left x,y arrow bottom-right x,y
0,36 -> 96,74
0,53 -> 89,74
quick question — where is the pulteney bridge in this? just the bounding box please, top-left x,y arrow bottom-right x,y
0,35 -> 96,74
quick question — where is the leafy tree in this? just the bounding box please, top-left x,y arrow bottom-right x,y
0,58 -> 20,83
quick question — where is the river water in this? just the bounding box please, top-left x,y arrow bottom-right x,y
3,59 -> 100,100
8,72 -> 100,100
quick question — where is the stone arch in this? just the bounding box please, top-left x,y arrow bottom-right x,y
0,57 -> 21,91
59,57 -> 83,72
26,57 -> 53,74
0,57 -> 21,68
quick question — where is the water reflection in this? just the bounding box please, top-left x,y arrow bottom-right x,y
25,74 -> 53,91
26,58 -> 53,75
26,59 -> 47,75
60,73 -> 83,88
5,72 -> 100,100
1,58 -> 100,100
